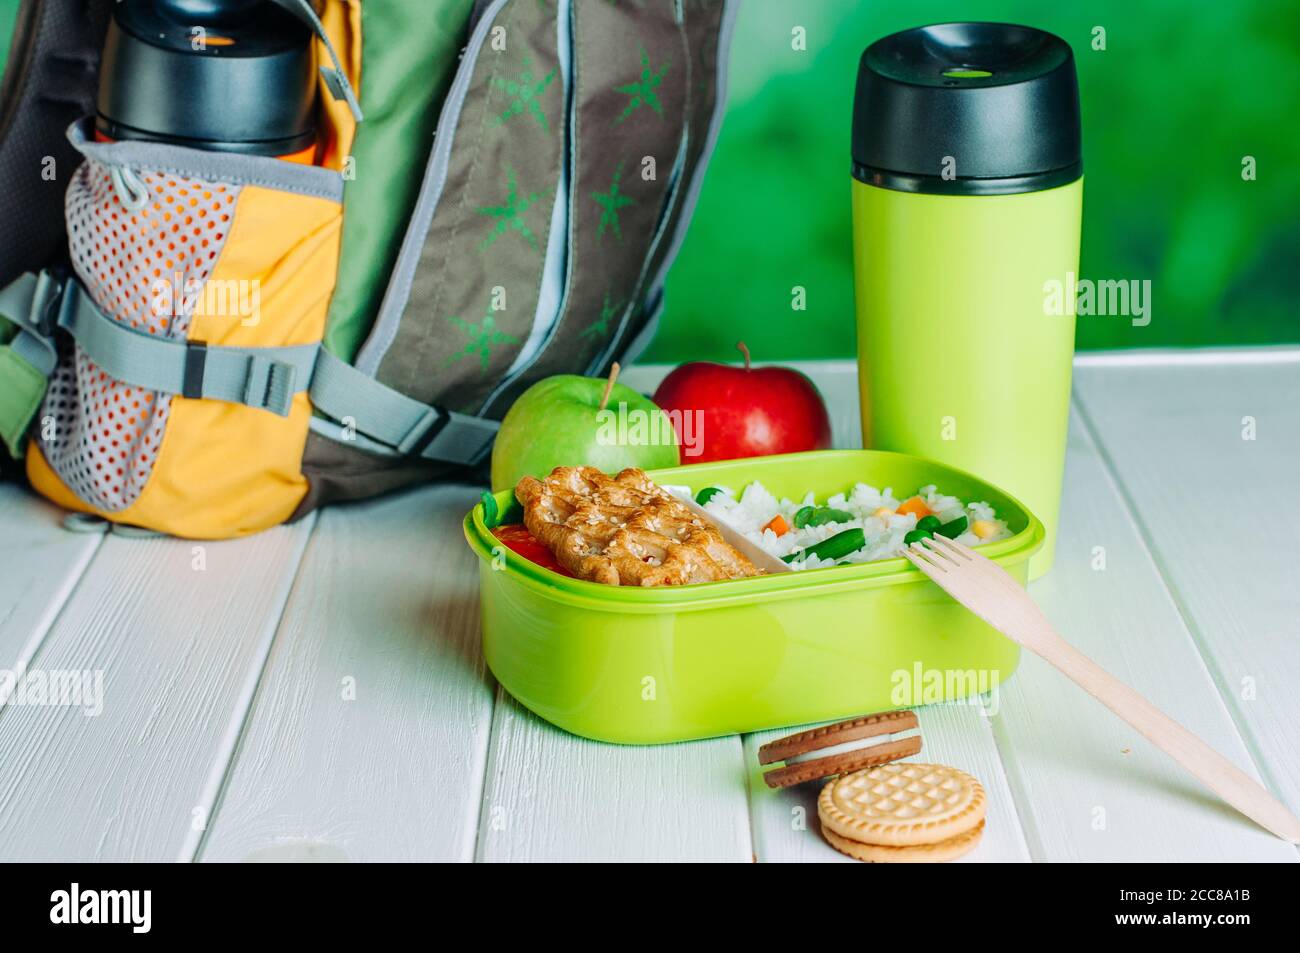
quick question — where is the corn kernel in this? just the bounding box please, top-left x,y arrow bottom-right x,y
971,519 -> 997,539
872,507 -> 895,520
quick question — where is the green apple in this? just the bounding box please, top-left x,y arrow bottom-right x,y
491,373 -> 681,491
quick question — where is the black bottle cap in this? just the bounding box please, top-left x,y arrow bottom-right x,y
852,22 -> 1082,195
96,0 -> 317,156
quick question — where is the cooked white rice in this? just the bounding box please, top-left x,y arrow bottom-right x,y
693,481 -> 1011,569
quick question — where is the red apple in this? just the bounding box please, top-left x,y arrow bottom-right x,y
652,342 -> 833,463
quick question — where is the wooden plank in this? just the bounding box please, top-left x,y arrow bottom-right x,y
0,487 -> 101,675
475,691 -> 752,863
987,405 -> 1295,861
1075,345 -> 1300,368
0,520 -> 313,862
198,484 -> 495,863
1073,361 -> 1300,827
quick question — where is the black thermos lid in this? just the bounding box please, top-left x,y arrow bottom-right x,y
852,22 -> 1082,195
97,0 -> 317,155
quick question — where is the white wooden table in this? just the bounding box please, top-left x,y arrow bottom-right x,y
1,349 -> 1297,862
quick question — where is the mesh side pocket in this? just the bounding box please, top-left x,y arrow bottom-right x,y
41,159 -> 240,510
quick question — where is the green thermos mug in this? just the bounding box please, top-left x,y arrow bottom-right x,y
851,23 -> 1083,579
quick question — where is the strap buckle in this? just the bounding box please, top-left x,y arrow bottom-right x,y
0,269 -> 66,379
396,407 -> 446,455
243,355 -> 297,417
413,409 -> 497,465
29,269 -> 68,340
394,408 -> 496,464
182,342 -> 208,400
436,411 -> 498,465
182,342 -> 298,416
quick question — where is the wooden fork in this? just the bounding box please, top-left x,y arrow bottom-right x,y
903,533 -> 1300,843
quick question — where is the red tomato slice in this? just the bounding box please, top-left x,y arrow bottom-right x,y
491,525 -> 574,578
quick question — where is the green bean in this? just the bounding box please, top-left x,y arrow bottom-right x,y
903,528 -> 932,545
810,506 -> 854,526
794,505 -> 854,529
782,528 -> 867,564
695,486 -> 724,505
916,515 -> 942,533
936,515 -> 968,539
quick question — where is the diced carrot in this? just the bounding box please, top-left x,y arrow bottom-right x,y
763,514 -> 790,536
896,496 -> 932,520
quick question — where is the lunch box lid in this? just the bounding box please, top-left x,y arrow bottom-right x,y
464,450 -> 1045,613
851,22 -> 1082,195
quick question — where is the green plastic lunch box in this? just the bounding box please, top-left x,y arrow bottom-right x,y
463,450 -> 1044,744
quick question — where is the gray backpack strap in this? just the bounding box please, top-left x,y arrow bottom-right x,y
60,277 -> 315,416
0,271 -> 64,457
3,270 -> 316,416
2,270 -> 496,467
272,0 -> 364,122
309,349 -> 498,465
0,270 -> 61,376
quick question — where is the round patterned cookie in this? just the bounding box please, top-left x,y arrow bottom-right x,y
818,762 -> 986,847
822,820 -> 985,863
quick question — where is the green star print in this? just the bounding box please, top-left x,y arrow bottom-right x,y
579,292 -> 625,340
491,59 -> 557,132
592,162 -> 634,242
477,166 -> 550,252
445,307 -> 520,371
614,45 -> 669,124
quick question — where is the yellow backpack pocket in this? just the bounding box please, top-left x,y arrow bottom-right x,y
26,122 -> 344,538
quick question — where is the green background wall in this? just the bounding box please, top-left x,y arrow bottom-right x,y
0,1 -> 15,77
3,1 -> 1294,361
649,0 -> 1300,361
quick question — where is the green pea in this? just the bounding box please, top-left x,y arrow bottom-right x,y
480,491 -> 500,529
695,486 -> 724,505
916,515 -> 942,533
903,528 -> 933,545
782,528 -> 867,564
793,505 -> 816,529
936,515 -> 968,539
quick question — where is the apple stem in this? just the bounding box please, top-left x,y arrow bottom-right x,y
736,340 -> 751,371
598,362 -> 621,412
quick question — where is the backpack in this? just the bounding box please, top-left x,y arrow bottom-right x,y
0,0 -> 737,537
